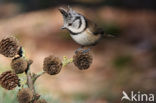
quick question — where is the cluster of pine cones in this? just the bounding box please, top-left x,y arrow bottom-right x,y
0,36 -> 93,103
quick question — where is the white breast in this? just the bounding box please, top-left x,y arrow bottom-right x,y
70,29 -> 101,46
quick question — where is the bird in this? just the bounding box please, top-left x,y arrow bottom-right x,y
59,6 -> 113,53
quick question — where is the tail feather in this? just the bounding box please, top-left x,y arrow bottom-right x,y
102,33 -> 116,38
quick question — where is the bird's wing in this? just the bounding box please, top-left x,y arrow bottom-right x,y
87,19 -> 115,38
87,19 -> 104,35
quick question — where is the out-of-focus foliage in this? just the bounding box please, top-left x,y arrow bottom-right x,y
113,55 -> 133,69
0,87 -> 18,103
1,0 -> 156,11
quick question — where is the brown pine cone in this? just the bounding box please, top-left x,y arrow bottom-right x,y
11,57 -> 28,74
43,55 -> 62,75
0,70 -> 20,90
34,99 -> 47,103
17,88 -> 33,103
0,37 -> 20,57
73,49 -> 93,70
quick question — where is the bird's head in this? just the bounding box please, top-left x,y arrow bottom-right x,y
59,6 -> 87,33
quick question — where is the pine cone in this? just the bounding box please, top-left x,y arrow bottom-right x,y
43,55 -> 62,75
0,37 -> 20,57
73,50 -> 93,70
0,70 -> 20,90
17,88 -> 33,103
11,57 -> 28,74
34,99 -> 47,103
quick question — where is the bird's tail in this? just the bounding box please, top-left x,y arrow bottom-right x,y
102,33 -> 116,38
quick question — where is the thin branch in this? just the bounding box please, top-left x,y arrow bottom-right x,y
25,61 -> 40,102
26,63 -> 36,94
32,71 -> 46,84
62,56 -> 73,67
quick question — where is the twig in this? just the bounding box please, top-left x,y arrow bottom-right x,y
62,56 -> 73,67
32,71 -> 46,84
26,62 -> 36,94
25,60 -> 43,102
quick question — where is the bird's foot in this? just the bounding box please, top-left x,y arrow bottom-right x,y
82,48 -> 91,53
75,47 -> 91,54
75,48 -> 83,54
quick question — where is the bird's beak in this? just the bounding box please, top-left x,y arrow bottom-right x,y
58,8 -> 68,18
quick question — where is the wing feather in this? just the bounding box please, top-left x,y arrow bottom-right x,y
87,19 -> 104,35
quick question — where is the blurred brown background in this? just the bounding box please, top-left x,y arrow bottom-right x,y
0,0 -> 156,103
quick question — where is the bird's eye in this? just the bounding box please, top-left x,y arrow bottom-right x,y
68,23 -> 72,26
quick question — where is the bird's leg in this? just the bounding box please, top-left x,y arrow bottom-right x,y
82,45 -> 93,53
75,46 -> 84,54
75,46 -> 91,53
82,48 -> 91,53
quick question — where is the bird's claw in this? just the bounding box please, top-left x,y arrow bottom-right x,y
75,48 -> 91,54
75,48 -> 83,54
82,48 -> 91,53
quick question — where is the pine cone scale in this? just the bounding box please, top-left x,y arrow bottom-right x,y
0,70 -> 20,90
17,88 -> 33,103
0,37 -> 20,57
43,55 -> 62,75
73,50 -> 93,70
11,57 -> 28,74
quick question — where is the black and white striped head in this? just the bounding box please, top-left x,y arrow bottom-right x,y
59,6 -> 87,34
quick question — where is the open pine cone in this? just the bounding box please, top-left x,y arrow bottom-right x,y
0,37 -> 20,57
0,70 -> 20,90
43,55 -> 62,75
11,57 -> 28,74
73,49 -> 93,70
17,88 -> 33,103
